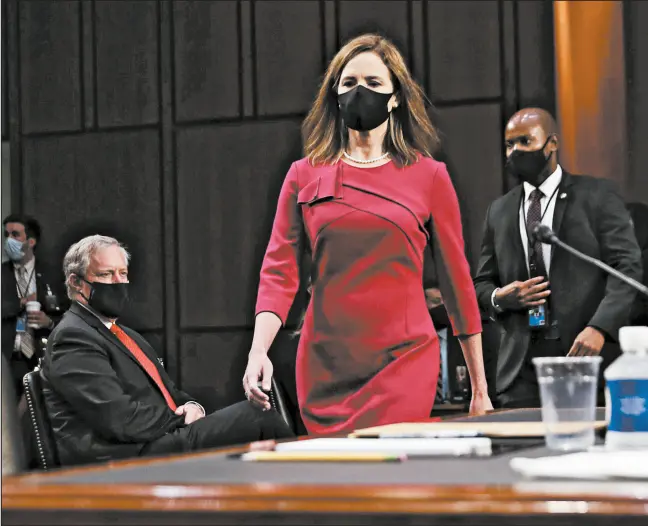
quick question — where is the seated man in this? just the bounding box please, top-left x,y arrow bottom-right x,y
42,235 -> 293,466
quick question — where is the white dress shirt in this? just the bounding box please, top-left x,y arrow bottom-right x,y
519,164 -> 563,276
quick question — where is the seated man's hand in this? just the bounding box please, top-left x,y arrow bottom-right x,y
175,403 -> 205,424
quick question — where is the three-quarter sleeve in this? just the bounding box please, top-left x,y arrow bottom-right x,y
427,162 -> 482,336
255,162 -> 303,325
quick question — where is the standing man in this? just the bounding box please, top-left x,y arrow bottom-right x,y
2,215 -> 66,397
474,108 -> 642,408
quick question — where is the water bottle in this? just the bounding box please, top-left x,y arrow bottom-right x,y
604,326 -> 648,449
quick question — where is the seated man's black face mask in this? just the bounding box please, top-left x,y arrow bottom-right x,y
79,276 -> 130,319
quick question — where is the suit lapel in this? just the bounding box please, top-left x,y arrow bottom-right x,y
504,185 -> 528,280
2,262 -> 17,296
550,171 -> 573,262
70,303 -> 143,369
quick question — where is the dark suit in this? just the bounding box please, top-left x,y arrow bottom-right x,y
1,260 -> 67,395
42,303 -> 293,466
474,172 -> 642,406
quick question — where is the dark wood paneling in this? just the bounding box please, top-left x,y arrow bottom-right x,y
95,1 -> 159,127
173,0 -> 239,122
180,331 -> 251,411
435,104 -> 503,269
180,327 -> 301,418
517,0 -> 556,114
627,0 -> 648,204
80,0 -> 95,129
19,0 -> 81,134
176,120 -> 302,329
2,0 -> 7,140
339,0 -> 409,58
22,130 -> 163,330
255,1 -> 322,116
427,1 -> 501,102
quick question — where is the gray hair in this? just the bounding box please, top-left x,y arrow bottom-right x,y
63,235 -> 131,299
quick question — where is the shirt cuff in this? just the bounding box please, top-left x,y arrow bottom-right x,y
491,288 -> 503,313
185,401 -> 205,416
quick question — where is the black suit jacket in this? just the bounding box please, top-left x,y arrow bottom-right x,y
474,173 -> 643,394
1,260 -> 67,362
41,303 -> 196,466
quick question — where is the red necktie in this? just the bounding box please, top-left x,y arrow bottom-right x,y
110,324 -> 177,411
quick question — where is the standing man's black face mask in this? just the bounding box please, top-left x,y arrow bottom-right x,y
506,135 -> 555,187
79,277 -> 130,319
338,85 -> 393,132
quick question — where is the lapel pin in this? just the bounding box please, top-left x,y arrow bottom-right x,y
559,193 -> 567,199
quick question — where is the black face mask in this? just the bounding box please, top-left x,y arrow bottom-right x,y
338,85 -> 393,132
506,135 -> 554,187
80,277 -> 130,319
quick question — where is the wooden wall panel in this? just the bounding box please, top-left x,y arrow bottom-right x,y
95,1 -> 159,127
427,1 -> 500,102
173,0 -> 239,121
179,331 -> 251,412
19,0 -> 81,134
2,0 -> 7,140
180,328 -> 301,414
22,130 -> 164,330
435,104 -> 503,269
9,0 -> 561,406
176,120 -> 302,329
517,0 -> 556,113
255,1 -> 323,116
338,1 -> 409,57
626,0 -> 648,204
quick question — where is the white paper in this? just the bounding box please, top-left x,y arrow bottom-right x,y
511,449 -> 648,480
275,437 -> 492,457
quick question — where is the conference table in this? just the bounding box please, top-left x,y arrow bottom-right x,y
3,408 -> 647,525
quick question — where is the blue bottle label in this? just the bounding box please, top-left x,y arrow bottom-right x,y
607,379 -> 648,432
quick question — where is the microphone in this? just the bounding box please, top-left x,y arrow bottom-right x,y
531,224 -> 648,298
532,224 -> 559,244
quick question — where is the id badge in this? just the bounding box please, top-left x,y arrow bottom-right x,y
16,316 -> 26,333
528,304 -> 547,330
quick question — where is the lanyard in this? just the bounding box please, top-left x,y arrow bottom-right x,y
15,266 -> 36,299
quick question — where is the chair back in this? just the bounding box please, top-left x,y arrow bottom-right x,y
2,354 -> 27,475
23,367 -> 60,470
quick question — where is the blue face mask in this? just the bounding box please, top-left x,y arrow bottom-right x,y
4,237 -> 25,262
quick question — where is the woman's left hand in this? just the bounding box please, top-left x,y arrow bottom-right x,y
469,391 -> 494,416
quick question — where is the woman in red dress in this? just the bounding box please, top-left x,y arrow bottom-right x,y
243,34 -> 493,435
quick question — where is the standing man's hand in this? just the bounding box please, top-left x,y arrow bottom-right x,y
495,276 -> 551,311
567,327 -> 605,356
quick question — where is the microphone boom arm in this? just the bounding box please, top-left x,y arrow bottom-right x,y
551,237 -> 648,298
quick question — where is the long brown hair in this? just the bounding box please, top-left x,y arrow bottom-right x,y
302,34 -> 439,167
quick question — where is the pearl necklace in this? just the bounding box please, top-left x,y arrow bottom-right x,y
343,151 -> 390,164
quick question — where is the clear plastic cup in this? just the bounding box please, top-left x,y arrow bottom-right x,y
533,356 -> 602,451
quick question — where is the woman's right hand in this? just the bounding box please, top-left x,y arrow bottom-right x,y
243,350 -> 273,410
